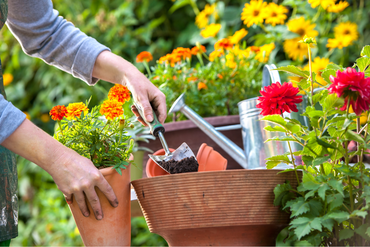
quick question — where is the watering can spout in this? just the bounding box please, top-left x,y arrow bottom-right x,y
169,94 -> 248,169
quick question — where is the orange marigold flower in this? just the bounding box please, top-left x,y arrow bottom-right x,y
214,38 -> 233,51
136,51 -> 153,63
173,47 -> 192,60
100,100 -> 124,120
198,82 -> 207,90
3,73 -> 13,86
191,45 -> 206,55
158,54 -> 172,64
187,76 -> 198,82
108,84 -> 131,103
209,50 -> 224,61
49,105 -> 67,121
217,74 -> 224,79
66,102 -> 89,120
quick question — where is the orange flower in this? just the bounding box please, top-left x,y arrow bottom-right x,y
187,76 -> 198,82
136,51 -> 153,63
198,82 -> 207,90
100,99 -> 124,120
158,54 -> 172,64
214,38 -> 233,51
209,50 -> 224,61
66,102 -> 89,120
191,45 -> 206,55
49,105 -> 67,121
173,47 -> 192,60
108,84 -> 131,103
23,111 -> 31,120
217,74 -> 224,79
3,73 -> 13,86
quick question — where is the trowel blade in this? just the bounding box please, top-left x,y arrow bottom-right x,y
172,142 -> 196,161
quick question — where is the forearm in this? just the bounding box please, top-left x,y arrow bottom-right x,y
1,119 -> 70,175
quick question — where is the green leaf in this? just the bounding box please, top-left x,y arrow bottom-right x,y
345,129 -> 365,144
326,64 -> 342,71
356,57 -> 370,72
266,155 -> 292,169
294,222 -> 312,240
316,137 -> 337,150
290,198 -> 310,217
265,136 -> 296,142
308,199 -> 323,217
169,0 -> 190,13
354,224 -> 370,241
274,182 -> 293,206
322,93 -> 341,111
290,217 -> 311,225
339,229 -> 354,241
310,217 -> 322,232
323,162 -> 332,175
264,125 -> 288,133
302,172 -> 317,184
351,210 -> 368,219
327,211 -> 349,223
328,179 -> 344,196
321,218 -> 335,231
321,69 -> 336,84
261,115 -> 287,127
361,45 -> 370,57
318,183 -> 330,201
327,193 -> 344,211
276,66 -> 310,78
312,156 -> 330,167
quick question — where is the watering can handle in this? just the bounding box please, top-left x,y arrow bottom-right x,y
262,64 -> 281,89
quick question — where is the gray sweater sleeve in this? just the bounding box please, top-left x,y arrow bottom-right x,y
6,0 -> 110,85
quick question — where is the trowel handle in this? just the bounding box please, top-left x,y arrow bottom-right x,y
134,102 -> 165,137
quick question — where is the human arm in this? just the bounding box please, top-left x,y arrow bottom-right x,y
0,116 -> 117,220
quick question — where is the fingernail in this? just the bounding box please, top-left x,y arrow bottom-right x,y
97,215 -> 103,220
84,212 -> 90,217
146,114 -> 153,122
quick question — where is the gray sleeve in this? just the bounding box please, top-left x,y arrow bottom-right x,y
0,94 -> 26,144
6,0 -> 110,85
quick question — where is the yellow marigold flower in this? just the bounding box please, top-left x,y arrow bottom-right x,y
214,38 -> 233,51
172,47 -> 192,60
327,1 -> 349,12
66,102 -> 89,120
226,53 -> 237,69
40,113 -> 50,123
136,51 -> 153,63
283,38 -> 308,61
263,3 -> 288,26
326,36 -> 353,50
2,73 -> 13,86
334,22 -> 358,42
241,0 -> 267,27
209,50 -> 224,62
229,28 -> 248,44
195,3 -> 216,29
231,45 -> 250,60
197,82 -> 207,90
108,84 -> 131,103
23,111 -> 31,120
255,43 -> 275,63
287,17 -> 318,38
100,99 -> 124,120
308,0 -> 336,9
200,23 -> 221,38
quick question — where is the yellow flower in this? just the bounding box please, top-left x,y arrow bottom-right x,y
195,3 -> 216,29
263,2 -> 288,27
231,45 -> 250,60
327,1 -> 349,12
225,53 -> 237,69
326,36 -> 353,50
100,99 -> 124,120
40,113 -> 50,123
228,28 -> 248,44
2,73 -> 13,86
198,82 -> 207,90
200,23 -> 221,38
23,111 -> 31,120
66,102 -> 89,120
304,57 -> 332,86
287,17 -> 318,38
209,50 -> 224,62
334,22 -> 358,42
349,106 -> 368,125
255,43 -> 275,63
308,0 -> 336,9
283,38 -> 308,61
241,0 -> 267,27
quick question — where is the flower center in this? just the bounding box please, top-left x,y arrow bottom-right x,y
296,28 -> 305,36
271,12 -> 277,17
253,10 -> 260,16
343,30 -> 350,35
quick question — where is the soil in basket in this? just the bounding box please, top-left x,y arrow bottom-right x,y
158,156 -> 199,174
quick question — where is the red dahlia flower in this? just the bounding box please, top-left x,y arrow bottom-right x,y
256,82 -> 303,116
328,67 -> 370,116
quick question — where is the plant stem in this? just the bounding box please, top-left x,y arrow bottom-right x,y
307,45 -> 314,106
287,134 -> 301,186
143,61 -> 152,78
345,141 -> 355,212
57,120 -> 65,138
189,0 -> 200,15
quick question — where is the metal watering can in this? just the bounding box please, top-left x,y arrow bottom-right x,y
169,64 -> 307,169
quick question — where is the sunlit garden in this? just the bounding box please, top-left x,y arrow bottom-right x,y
2,0 -> 370,246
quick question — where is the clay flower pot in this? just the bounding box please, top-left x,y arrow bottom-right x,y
146,143 -> 227,177
68,166 -> 131,246
131,169 -> 300,246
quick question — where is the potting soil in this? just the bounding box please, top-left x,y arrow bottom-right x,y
158,156 -> 199,174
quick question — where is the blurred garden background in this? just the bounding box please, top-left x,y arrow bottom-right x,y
0,0 -> 369,245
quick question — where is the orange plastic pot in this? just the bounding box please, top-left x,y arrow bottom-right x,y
68,166 -> 131,246
146,143 -> 227,177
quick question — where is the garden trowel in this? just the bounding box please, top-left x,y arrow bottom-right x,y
133,102 -> 197,173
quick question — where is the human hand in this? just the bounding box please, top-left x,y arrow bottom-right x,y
50,149 -> 118,220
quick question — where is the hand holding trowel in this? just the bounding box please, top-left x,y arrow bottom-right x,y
133,102 -> 199,174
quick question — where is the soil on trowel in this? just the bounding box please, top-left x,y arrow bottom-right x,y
158,156 -> 199,174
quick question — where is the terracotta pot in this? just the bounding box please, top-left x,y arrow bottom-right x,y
131,169 -> 300,246
68,166 -> 131,246
139,115 -> 244,177
146,143 -> 227,177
